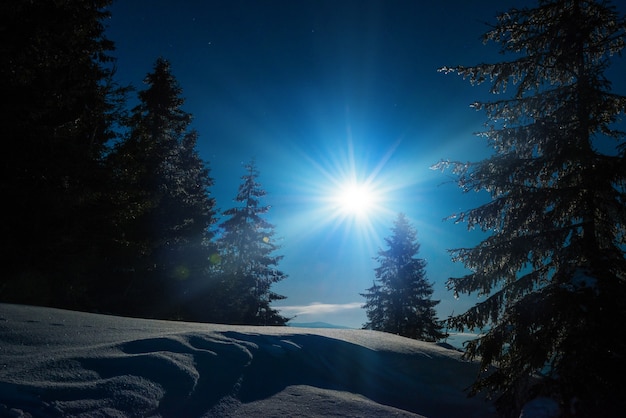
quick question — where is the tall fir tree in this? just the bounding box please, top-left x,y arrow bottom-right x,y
435,1 -> 626,415
0,0 -> 125,308
362,213 -> 444,342
217,160 -> 288,325
106,58 -> 217,319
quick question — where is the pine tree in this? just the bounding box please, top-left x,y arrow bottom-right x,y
217,160 -> 288,325
361,280 -> 386,331
0,0 -> 125,308
435,1 -> 626,414
107,58 -> 217,318
362,213 -> 444,342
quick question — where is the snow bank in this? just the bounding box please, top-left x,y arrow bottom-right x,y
0,304 -> 495,417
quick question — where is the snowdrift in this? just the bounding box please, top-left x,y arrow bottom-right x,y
0,303 -> 495,417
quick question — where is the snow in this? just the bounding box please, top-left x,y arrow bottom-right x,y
0,303 -> 498,417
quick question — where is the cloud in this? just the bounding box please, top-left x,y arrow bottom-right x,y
275,302 -> 363,316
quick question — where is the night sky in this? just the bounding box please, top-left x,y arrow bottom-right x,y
105,0 -> 626,328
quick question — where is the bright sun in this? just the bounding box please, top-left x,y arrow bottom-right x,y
287,131 -> 407,249
334,182 -> 377,216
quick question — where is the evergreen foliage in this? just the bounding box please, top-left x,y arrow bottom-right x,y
106,58 -> 217,318
217,161 -> 288,325
362,213 -> 444,342
1,2 -> 290,326
435,1 -> 626,414
0,0 -> 126,308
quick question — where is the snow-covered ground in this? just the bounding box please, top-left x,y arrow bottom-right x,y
0,303 -> 497,417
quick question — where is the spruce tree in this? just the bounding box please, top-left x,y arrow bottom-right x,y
435,1 -> 626,414
107,58 -> 217,318
362,213 -> 444,342
217,160 -> 288,325
0,0 -> 124,308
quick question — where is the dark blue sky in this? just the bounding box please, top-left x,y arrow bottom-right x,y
105,0 -> 626,327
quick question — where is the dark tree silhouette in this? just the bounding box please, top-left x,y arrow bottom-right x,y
0,0 -> 125,308
106,58 -> 217,318
362,213 -> 444,342
217,160 -> 288,325
435,1 -> 626,415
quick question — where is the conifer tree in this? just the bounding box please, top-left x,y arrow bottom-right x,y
0,0 -> 125,308
362,213 -> 444,341
435,1 -> 626,414
107,58 -> 217,318
217,160 -> 288,325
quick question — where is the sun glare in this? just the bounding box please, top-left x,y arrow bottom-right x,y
334,182 -> 377,217
281,127 -> 416,259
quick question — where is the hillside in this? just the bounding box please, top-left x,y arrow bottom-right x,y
0,303 -> 496,417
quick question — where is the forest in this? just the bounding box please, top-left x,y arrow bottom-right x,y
1,2 -> 287,326
2,1 -> 626,416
